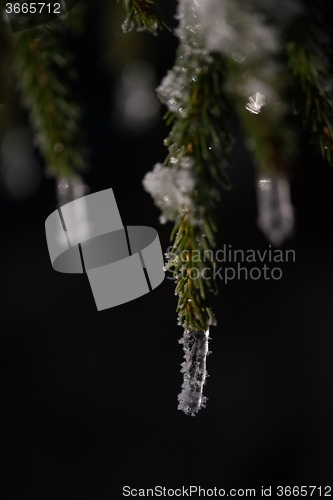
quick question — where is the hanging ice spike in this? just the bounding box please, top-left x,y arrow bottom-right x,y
256,174 -> 294,246
178,330 -> 210,416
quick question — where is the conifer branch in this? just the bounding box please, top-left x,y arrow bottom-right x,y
13,20 -> 86,179
286,22 -> 333,165
0,16 -> 16,135
142,0 -> 233,415
145,54 -> 231,334
121,0 -> 170,34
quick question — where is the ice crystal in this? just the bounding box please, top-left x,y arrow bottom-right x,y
121,18 -> 134,33
178,330 -> 210,416
246,92 -> 266,114
143,163 -> 196,223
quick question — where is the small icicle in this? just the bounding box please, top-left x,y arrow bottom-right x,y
256,174 -> 294,246
57,175 -> 88,207
178,330 -> 210,416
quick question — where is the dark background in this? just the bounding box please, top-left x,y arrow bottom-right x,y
1,1 -> 333,497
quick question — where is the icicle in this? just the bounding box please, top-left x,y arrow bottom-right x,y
256,174 -> 294,246
57,175 -> 88,207
178,330 -> 210,416
113,60 -> 160,133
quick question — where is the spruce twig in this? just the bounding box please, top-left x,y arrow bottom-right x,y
141,0 -> 234,415
13,20 -> 86,179
121,0 -> 170,34
286,22 -> 333,165
147,55 -> 231,334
